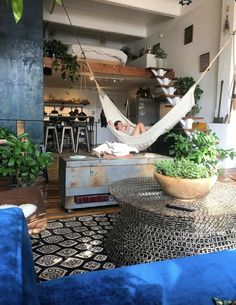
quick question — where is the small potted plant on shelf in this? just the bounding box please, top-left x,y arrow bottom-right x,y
154,48 -> 167,68
0,128 -> 53,187
154,130 -> 236,200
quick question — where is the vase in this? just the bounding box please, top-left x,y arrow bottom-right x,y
156,58 -> 165,68
153,172 -> 217,200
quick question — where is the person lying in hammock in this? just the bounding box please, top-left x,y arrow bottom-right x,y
108,120 -> 146,136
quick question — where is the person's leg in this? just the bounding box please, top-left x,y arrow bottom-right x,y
132,123 -> 146,136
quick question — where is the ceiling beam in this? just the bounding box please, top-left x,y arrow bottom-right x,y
43,0 -> 147,38
91,0 -> 181,17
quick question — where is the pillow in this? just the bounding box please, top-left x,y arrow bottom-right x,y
0,204 -> 37,218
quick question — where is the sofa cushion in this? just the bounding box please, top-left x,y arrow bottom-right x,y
38,249 -> 236,305
0,208 -> 40,305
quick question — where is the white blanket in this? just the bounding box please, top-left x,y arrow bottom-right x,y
93,142 -> 139,157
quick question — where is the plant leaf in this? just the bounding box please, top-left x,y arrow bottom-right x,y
11,0 -> 23,23
55,0 -> 62,5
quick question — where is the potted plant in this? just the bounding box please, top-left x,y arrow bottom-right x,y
175,76 -> 203,117
0,128 -> 53,187
154,130 -> 236,200
154,47 -> 167,68
43,39 -> 80,83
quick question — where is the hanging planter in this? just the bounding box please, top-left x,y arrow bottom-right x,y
43,39 -> 80,83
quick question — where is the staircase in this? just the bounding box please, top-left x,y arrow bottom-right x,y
148,68 -> 203,131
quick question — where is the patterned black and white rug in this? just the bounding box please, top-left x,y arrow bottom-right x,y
31,213 -> 118,281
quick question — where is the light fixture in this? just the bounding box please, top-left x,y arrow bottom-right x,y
179,0 -> 192,5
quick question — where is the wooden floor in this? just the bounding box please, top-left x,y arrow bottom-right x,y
1,151 -> 236,220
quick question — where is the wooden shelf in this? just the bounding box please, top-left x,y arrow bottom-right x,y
44,100 -> 87,107
183,116 -> 204,120
44,57 -> 153,78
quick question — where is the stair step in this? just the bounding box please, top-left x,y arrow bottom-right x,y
155,85 -> 178,88
160,94 -> 182,98
146,67 -> 173,72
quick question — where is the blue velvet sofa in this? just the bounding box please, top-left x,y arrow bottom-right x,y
1,208 -> 236,305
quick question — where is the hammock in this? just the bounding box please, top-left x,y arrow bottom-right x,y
61,1 -> 233,151
97,84 -> 196,151
86,34 -> 232,151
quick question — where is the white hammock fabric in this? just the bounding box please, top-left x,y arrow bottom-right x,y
97,85 -> 196,151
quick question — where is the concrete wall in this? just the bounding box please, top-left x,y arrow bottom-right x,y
0,0 -> 43,142
127,0 -> 222,123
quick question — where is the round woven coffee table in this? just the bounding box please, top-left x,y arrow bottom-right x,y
106,177 -> 236,266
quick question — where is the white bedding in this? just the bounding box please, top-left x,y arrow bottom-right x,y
68,44 -> 127,65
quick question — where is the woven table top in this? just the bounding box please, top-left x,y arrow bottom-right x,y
109,177 -> 236,219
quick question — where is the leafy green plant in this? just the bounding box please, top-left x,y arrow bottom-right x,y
43,39 -> 80,82
154,130 -> 236,179
175,76 -> 203,116
154,159 -> 213,179
154,48 -> 167,59
166,130 -> 236,176
0,129 -> 53,187
8,0 -> 62,23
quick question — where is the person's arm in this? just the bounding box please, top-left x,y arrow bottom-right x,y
108,120 -> 114,128
123,123 -> 130,132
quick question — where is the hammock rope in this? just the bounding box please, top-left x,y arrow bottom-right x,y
61,1 -> 234,151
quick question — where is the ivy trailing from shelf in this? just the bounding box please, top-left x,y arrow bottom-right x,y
43,39 -> 80,83
175,76 -> 203,116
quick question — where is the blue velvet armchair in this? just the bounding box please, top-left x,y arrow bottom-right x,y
0,208 -> 236,305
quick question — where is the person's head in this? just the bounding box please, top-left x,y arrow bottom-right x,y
114,120 -> 122,130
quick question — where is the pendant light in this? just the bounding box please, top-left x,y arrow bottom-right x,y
179,0 -> 192,5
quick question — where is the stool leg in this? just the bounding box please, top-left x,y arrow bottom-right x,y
54,128 -> 60,153
75,128 -> 80,153
60,128 -> 66,153
70,127 -> 76,153
85,127 -> 90,152
44,127 -> 49,151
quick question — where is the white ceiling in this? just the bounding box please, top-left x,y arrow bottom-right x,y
43,0 -> 180,39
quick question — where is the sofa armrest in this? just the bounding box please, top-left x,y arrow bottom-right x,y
0,208 -> 40,305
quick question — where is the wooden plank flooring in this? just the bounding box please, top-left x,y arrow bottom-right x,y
1,151 -> 236,220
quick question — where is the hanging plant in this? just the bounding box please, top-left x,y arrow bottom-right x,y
43,39 -> 80,83
8,0 -> 62,23
175,76 -> 203,116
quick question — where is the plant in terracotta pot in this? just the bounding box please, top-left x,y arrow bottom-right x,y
154,130 -> 236,200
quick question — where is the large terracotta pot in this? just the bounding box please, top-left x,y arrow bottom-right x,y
154,172 -> 217,200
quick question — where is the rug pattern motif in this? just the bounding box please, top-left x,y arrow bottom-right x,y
31,214 -> 118,281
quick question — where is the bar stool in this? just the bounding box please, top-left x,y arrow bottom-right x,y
60,126 -> 76,153
44,125 -> 60,152
75,125 -> 90,153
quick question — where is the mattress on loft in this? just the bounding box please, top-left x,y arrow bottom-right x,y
68,44 -> 128,65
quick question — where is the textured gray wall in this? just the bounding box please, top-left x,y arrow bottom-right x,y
0,0 -> 43,142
